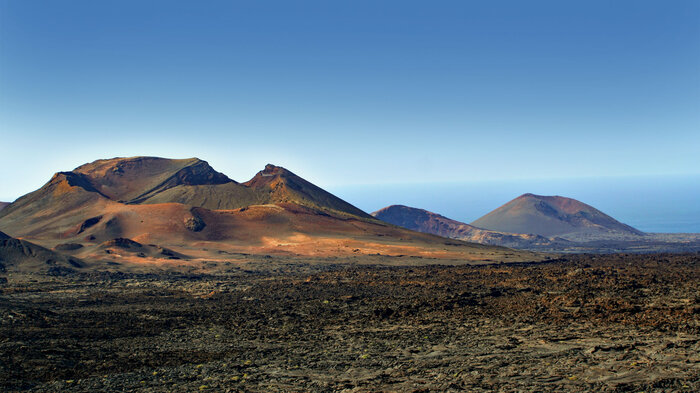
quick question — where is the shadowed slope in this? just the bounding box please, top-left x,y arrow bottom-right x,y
372,205 -> 555,248
137,182 -> 262,210
0,230 -> 89,274
472,193 -> 645,240
0,202 -> 9,211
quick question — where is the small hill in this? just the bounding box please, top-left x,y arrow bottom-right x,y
0,230 -> 87,275
93,238 -> 188,260
471,193 -> 645,240
372,205 -> 555,249
0,202 -> 9,211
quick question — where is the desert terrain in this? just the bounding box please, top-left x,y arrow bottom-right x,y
1,157 -> 697,392
1,253 -> 698,392
3,1 -> 698,391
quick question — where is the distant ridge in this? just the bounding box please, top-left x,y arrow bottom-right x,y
471,193 -> 644,240
0,202 -> 8,211
372,205 -> 556,248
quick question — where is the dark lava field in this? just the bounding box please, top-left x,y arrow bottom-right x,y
1,253 -> 698,392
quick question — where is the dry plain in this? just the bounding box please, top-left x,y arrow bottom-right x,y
1,253 -> 698,392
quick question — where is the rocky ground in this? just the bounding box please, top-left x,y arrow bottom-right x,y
1,253 -> 698,392
532,233 -> 700,254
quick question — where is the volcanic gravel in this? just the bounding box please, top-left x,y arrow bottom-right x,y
1,253 -> 698,392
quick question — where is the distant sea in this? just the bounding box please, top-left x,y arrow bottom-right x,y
330,175 -> 700,234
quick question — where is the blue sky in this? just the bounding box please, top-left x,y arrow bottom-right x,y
1,0 -> 699,202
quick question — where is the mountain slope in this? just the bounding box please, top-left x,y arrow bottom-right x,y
471,193 -> 645,240
137,182 -> 262,210
0,202 -> 9,211
139,164 -> 373,218
243,164 -> 373,219
0,171 -> 113,239
372,205 -> 555,249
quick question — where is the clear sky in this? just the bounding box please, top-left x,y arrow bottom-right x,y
1,0 -> 699,202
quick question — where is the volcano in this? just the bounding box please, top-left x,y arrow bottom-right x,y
471,193 -> 645,240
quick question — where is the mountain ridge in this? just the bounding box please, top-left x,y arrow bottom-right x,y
372,205 -> 557,249
72,157 -> 234,203
0,157 -> 369,222
0,157 -> 541,269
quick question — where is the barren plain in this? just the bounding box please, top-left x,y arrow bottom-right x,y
2,253 -> 698,392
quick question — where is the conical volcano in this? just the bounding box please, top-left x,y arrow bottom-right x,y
471,193 -> 644,239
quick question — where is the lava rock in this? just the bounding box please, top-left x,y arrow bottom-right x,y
184,216 -> 206,232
